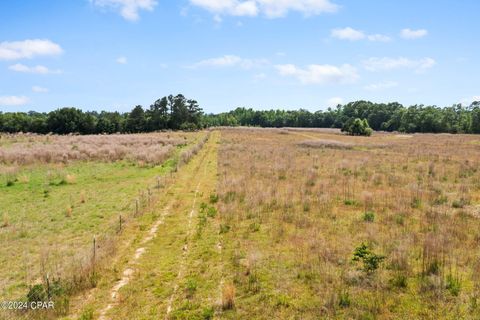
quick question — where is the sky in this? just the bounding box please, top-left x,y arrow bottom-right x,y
0,0 -> 479,114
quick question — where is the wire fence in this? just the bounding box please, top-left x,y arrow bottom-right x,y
1,131 -> 211,320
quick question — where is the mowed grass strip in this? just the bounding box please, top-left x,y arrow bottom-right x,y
79,131 -> 220,320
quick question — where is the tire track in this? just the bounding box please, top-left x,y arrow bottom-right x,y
97,136 -> 213,320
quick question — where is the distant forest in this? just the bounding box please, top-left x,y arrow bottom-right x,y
1,97 -> 480,134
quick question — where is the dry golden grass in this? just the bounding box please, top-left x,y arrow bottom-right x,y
215,128 -> 480,319
222,283 -> 236,310
0,132 -> 195,165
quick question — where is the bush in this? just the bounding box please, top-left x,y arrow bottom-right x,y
342,118 -> 373,136
352,242 -> 385,274
446,274 -> 461,296
363,211 -> 375,222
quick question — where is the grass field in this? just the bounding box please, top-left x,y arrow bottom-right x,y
1,128 -> 480,319
0,131 -> 203,303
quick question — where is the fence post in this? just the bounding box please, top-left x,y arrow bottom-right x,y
119,215 -> 122,232
46,273 -> 50,299
92,235 -> 96,274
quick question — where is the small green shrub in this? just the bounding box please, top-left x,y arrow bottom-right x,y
446,274 -> 461,296
352,242 -> 385,274
209,193 -> 219,204
363,211 -> 375,222
411,197 -> 422,209
27,284 -> 47,302
220,224 -> 231,234
249,222 -> 260,232
207,206 -> 217,218
452,199 -> 469,209
338,290 -> 351,308
344,199 -> 357,206
79,308 -> 94,320
202,306 -> 214,320
185,278 -> 198,298
389,273 -> 408,288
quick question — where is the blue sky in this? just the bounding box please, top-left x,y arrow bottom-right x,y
0,0 -> 479,113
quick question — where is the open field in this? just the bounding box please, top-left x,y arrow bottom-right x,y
0,131 -> 204,303
1,128 -> 480,319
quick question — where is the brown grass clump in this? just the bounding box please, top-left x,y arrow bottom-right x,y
2,213 -> 9,228
65,206 -> 73,217
18,174 -> 30,183
79,190 -> 86,204
66,174 -> 76,184
222,283 -> 236,310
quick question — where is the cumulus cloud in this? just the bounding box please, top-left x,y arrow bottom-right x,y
32,86 -> 49,93
331,27 -> 365,41
190,55 -> 268,69
331,27 -> 390,42
0,39 -> 63,61
9,63 -> 62,74
327,97 -> 344,107
276,63 -> 359,85
116,56 -> 127,64
91,0 -> 157,21
0,96 -> 29,106
400,28 -> 428,39
362,57 -> 435,72
364,81 -> 398,91
189,0 -> 339,18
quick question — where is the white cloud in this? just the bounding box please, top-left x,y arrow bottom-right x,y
9,63 -> 62,74
90,0 -> 157,21
331,27 -> 391,42
116,56 -> 127,64
362,57 -> 435,72
331,27 -> 365,41
0,39 -> 63,61
276,63 -> 359,85
32,86 -> 49,93
327,97 -> 343,107
189,0 -> 339,18
364,81 -> 398,91
0,96 -> 29,106
400,28 -> 428,40
190,55 -> 268,69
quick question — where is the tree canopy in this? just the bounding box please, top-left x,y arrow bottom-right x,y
0,94 -> 204,134
1,99 -> 480,135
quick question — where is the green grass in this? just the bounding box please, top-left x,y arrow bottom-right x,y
0,133 -> 203,301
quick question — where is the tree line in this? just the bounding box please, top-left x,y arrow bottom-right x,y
204,101 -> 480,134
0,94 -> 203,134
1,98 -> 480,134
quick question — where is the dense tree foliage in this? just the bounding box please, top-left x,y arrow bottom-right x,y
1,99 -> 479,134
204,101 -> 480,134
0,94 -> 203,134
341,118 -> 373,136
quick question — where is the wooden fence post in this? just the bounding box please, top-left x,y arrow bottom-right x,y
92,235 -> 96,274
